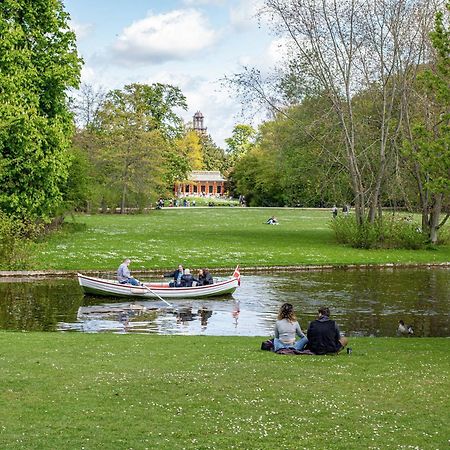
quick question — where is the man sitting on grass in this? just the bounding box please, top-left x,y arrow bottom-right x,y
307,306 -> 348,354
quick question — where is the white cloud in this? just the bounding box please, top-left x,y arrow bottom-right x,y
266,37 -> 291,65
229,0 -> 263,31
70,20 -> 94,41
80,65 -> 96,84
238,36 -> 289,70
113,9 -> 218,64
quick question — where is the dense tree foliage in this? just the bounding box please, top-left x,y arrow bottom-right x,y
0,0 -> 82,220
73,83 -> 186,212
403,1 -> 450,242
227,0 -> 448,243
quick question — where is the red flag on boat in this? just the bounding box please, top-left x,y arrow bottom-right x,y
233,265 -> 241,285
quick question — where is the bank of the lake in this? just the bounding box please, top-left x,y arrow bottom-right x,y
31,209 -> 450,271
1,332 -> 448,449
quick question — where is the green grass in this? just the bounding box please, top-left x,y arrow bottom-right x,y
31,209 -> 450,271
0,332 -> 448,449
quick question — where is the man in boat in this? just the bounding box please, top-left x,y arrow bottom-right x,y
306,306 -> 348,355
117,258 -> 141,286
163,264 -> 184,287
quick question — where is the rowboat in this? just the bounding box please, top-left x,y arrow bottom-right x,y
77,267 -> 241,299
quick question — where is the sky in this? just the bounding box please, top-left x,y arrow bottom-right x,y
64,0 -> 281,147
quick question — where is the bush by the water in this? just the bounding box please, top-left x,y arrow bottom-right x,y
330,215 -> 428,249
0,213 -> 36,270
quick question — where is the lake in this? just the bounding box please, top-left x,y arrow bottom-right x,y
0,268 -> 448,337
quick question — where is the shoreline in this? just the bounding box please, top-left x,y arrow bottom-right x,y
1,261 -> 449,280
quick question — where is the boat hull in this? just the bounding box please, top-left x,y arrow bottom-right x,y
77,273 -> 239,299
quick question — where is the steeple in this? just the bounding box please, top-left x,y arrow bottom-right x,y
193,111 -> 207,134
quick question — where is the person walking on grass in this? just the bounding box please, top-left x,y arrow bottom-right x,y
117,258 -> 141,286
307,306 -> 349,354
274,303 -> 308,352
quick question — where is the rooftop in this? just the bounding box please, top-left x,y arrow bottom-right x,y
188,171 -> 226,182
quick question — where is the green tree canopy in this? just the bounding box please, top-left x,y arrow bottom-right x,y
0,0 -> 82,220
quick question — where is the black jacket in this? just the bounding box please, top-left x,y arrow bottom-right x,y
164,269 -> 183,282
202,272 -> 213,285
307,318 -> 342,354
181,274 -> 195,287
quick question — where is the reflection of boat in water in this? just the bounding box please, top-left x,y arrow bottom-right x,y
77,267 -> 240,299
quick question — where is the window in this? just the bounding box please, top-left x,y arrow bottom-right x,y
193,185 -> 198,193
209,185 -> 213,194
217,185 -> 222,194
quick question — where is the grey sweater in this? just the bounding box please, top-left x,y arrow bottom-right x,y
274,319 -> 306,344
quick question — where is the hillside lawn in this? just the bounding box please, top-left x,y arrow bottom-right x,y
32,208 -> 450,271
1,333 -> 448,449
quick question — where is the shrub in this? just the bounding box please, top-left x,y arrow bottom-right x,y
0,213 -> 37,270
330,215 -> 428,249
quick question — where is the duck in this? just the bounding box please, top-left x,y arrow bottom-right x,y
397,320 -> 414,336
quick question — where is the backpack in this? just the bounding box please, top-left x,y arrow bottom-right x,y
261,339 -> 274,351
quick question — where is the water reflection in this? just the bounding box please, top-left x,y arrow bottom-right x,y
0,268 -> 448,337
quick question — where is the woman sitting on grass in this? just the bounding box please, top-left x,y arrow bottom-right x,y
274,303 -> 308,352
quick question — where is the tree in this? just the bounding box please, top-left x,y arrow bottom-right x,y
225,124 -> 256,158
199,134 -> 228,172
174,130 -> 204,170
231,95 -> 352,206
94,84 -> 183,212
0,0 -> 82,220
403,1 -> 450,243
230,0 -> 439,224
70,83 -> 106,129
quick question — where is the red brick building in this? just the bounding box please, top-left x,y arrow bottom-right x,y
174,171 -> 226,197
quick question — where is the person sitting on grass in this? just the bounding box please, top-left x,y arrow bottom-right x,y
306,306 -> 348,354
274,303 -> 308,352
117,258 -> 141,286
266,216 -> 279,225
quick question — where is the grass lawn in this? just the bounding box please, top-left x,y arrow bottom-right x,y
1,332 -> 448,449
31,208 -> 450,271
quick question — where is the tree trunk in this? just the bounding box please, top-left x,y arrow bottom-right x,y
429,194 -> 442,244
121,185 -> 127,214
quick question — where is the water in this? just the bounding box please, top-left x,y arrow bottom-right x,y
0,268 -> 448,337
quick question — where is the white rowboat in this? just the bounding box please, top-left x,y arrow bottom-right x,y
77,268 -> 240,299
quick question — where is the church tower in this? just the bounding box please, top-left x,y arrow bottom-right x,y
193,111 -> 207,134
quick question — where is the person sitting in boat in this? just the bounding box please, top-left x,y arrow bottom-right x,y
117,258 -> 140,286
202,268 -> 213,285
274,303 -> 308,352
195,269 -> 205,286
163,264 -> 184,287
181,268 -> 195,287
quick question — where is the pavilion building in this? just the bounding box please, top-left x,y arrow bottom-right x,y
174,171 -> 226,197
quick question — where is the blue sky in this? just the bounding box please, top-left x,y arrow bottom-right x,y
64,0 -> 280,146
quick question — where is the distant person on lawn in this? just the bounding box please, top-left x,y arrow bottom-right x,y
117,258 -> 141,286
164,264 -> 184,287
266,216 -> 279,225
307,306 -> 348,354
274,303 -> 308,352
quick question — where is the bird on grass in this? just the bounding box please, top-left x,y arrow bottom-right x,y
397,320 -> 414,336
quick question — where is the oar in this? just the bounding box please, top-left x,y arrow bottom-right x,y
141,283 -> 175,309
